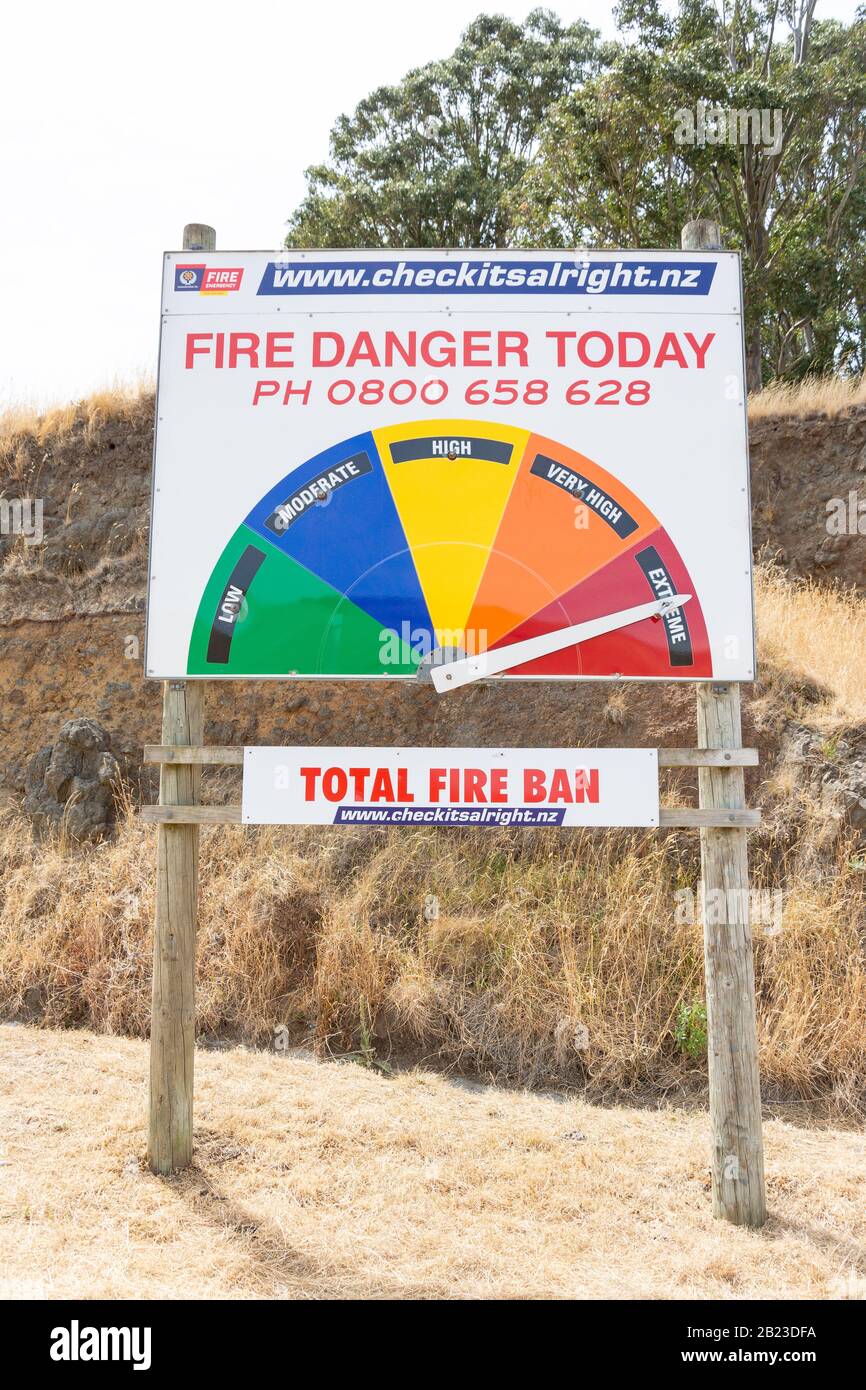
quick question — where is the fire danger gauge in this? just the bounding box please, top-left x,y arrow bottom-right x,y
191,419 -> 709,681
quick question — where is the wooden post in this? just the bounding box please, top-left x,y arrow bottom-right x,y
148,681 -> 203,1173
147,222 -> 214,1175
682,218 -> 766,1227
182,223 -> 216,253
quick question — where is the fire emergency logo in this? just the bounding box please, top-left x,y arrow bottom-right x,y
174,264 -> 243,294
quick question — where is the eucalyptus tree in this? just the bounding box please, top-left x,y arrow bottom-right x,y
287,9 -> 604,249
514,0 -> 866,388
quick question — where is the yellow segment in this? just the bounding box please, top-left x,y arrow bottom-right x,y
375,419 -> 529,648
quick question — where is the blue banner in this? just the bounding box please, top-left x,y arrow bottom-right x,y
256,258 -> 716,297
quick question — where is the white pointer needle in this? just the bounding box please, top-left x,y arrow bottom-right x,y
431,594 -> 693,693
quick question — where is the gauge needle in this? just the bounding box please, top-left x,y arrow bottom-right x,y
431,594 -> 693,693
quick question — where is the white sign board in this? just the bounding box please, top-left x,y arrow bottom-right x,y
242,746 -> 660,828
147,249 -> 754,682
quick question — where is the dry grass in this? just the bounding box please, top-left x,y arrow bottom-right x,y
0,371 -> 861,467
2,570 -> 864,1108
1,1022 -> 864,1300
1,569 -> 865,1105
1,402 -> 865,1123
0,789 -> 864,1110
0,380 -> 152,479
755,563 -> 866,724
749,374 -> 866,419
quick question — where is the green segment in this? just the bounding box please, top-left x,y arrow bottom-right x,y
188,524 -> 421,676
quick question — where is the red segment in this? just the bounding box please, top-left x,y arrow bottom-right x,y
492,528 -> 712,678
489,594 -> 581,676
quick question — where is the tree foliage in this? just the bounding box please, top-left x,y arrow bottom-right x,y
287,3 -> 866,387
287,9 -> 602,248
514,0 -> 866,386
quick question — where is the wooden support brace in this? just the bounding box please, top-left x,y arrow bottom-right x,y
147,682 -> 204,1174
696,683 -> 766,1227
143,744 -> 759,769
144,745 -> 245,765
143,803 -> 242,825
141,804 -> 760,828
147,218 -> 215,1178
681,216 -> 766,1228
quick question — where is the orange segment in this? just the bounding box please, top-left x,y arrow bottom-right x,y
466,433 -> 660,649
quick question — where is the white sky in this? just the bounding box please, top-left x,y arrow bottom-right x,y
1,0 -> 860,407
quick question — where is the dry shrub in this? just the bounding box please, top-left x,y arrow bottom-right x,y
2,797 -> 864,1111
425,915 -> 500,970
749,373 -> 866,419
0,803 -> 154,1034
1,535 -> 46,578
754,851 -> 866,1111
0,380 -> 153,476
754,563 -> 866,724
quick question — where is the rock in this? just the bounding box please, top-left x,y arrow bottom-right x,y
781,724 -> 866,833
832,773 -> 866,829
24,717 -> 121,842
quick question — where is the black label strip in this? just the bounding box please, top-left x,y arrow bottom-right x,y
530,454 -> 638,540
635,545 -> 694,666
206,545 -> 266,664
264,452 -> 373,535
390,436 -> 513,464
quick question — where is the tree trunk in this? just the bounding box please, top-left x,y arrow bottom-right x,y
746,320 -> 763,395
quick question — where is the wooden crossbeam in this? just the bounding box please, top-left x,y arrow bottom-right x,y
658,748 -> 758,767
144,745 -> 245,765
659,808 -> 760,827
143,744 -> 759,769
142,804 -> 243,824
140,803 -> 760,828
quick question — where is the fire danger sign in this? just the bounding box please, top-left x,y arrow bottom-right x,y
148,248 -> 755,684
242,747 -> 659,827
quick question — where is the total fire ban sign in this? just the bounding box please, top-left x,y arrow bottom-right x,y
242,747 -> 660,828
146,249 -> 755,683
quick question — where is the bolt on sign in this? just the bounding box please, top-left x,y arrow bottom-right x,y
146,249 -> 754,685
242,747 -> 660,828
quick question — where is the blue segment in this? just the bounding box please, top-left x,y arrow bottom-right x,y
244,431 -> 433,641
